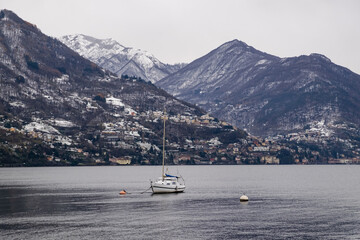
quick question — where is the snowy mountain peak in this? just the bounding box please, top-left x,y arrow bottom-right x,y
310,53 -> 332,63
60,34 -> 126,57
218,39 -> 250,50
216,39 -> 269,57
223,39 -> 246,46
59,34 -> 185,83
1,9 -> 22,23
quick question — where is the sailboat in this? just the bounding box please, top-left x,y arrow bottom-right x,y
150,109 -> 185,193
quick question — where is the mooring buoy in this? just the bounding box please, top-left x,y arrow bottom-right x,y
240,194 -> 248,202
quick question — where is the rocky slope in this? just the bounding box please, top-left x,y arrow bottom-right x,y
59,34 -> 185,83
157,40 -> 360,138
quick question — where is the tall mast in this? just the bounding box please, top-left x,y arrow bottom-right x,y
162,108 -> 166,178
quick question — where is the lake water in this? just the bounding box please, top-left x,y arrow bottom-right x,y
0,165 -> 359,239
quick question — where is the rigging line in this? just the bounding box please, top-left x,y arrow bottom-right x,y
162,108 -> 166,179
141,186 -> 152,194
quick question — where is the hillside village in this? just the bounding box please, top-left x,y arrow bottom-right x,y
1,94 -> 360,166
268,125 -> 360,165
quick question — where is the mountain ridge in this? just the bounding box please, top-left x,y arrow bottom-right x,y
156,39 -> 360,138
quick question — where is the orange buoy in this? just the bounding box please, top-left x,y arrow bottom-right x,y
119,190 -> 127,195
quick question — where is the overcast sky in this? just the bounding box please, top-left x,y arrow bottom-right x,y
1,0 -> 359,74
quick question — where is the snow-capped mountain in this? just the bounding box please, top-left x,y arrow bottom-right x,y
59,34 -> 185,83
157,40 -> 360,137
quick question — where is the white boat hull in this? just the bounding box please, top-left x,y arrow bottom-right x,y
151,185 -> 185,193
151,177 -> 185,194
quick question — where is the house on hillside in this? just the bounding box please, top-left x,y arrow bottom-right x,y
261,155 -> 280,164
109,157 -> 131,165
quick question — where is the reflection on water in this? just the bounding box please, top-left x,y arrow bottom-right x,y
0,166 -> 359,239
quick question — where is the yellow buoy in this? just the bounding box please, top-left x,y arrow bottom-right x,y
240,194 -> 248,202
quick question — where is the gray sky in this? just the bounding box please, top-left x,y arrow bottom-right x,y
1,0 -> 359,74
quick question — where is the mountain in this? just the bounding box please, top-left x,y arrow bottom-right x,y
59,34 -> 185,83
0,10 -> 255,166
2,10 -> 358,166
157,39 -> 360,138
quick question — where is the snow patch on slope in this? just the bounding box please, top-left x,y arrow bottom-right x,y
24,122 -> 60,134
106,96 -> 125,107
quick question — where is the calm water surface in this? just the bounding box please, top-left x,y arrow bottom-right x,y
0,165 -> 359,239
